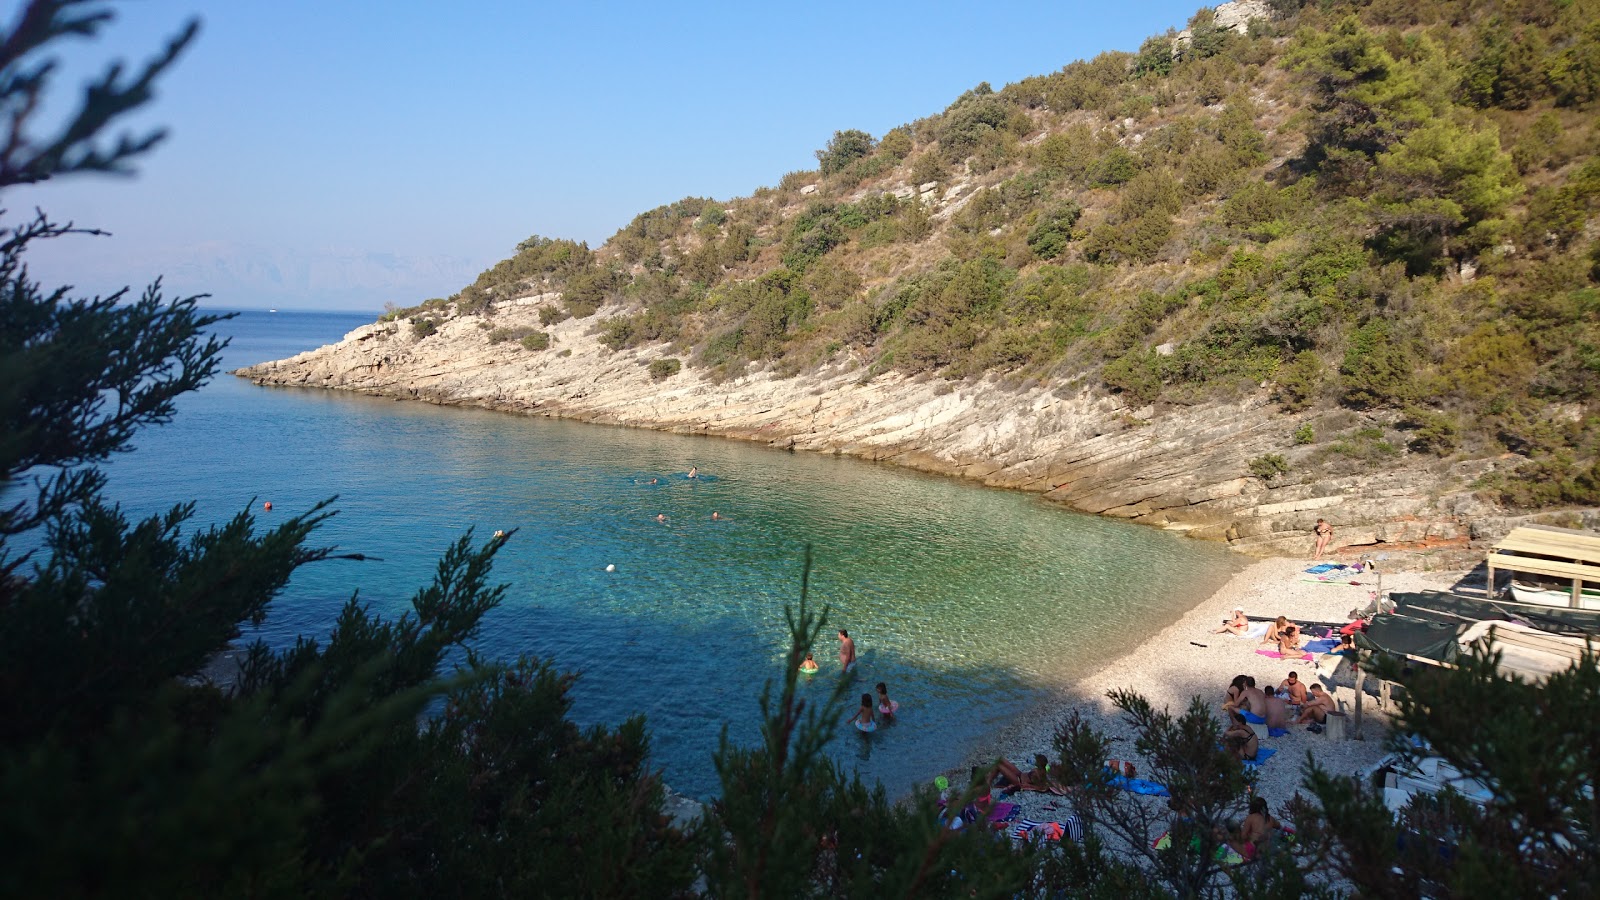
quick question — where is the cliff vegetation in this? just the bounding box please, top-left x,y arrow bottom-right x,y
382,0 -> 1600,516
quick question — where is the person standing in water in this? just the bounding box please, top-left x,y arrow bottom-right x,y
875,682 -> 899,717
687,466 -> 698,479
847,693 -> 876,732
838,629 -> 856,673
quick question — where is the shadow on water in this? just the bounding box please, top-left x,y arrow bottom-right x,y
105,311 -> 1249,803
240,579 -> 1059,802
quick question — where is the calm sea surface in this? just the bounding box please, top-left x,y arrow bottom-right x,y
95,308 -> 1242,799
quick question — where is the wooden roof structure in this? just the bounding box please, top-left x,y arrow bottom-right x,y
1486,525 -> 1600,608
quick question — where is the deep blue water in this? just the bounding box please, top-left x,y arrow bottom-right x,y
90,308 -> 1242,799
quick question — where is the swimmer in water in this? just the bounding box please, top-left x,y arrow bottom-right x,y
687,466 -> 698,479
711,511 -> 721,520
649,477 -> 659,485
875,682 -> 899,717
654,513 -> 667,523
800,651 -> 819,673
846,693 -> 875,732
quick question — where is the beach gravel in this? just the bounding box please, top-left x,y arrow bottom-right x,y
963,554 -> 1458,826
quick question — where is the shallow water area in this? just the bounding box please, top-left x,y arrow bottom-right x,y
91,309 -> 1243,799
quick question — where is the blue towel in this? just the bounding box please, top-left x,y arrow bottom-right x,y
1269,727 -> 1289,738
1304,639 -> 1338,654
1241,710 -> 1267,725
1304,563 -> 1343,574
1243,747 -> 1279,770
1110,775 -> 1172,797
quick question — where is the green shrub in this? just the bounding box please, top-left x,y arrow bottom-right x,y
1026,203 -> 1083,260
647,357 -> 682,380
599,317 -> 636,351
538,304 -> 568,326
878,126 -> 913,160
1340,320 -> 1415,408
1486,453 -> 1600,508
1103,351 -> 1164,404
1399,406 -> 1458,455
412,317 -> 438,339
1276,351 -> 1325,410
1248,453 -> 1289,479
1294,423 -> 1316,445
487,325 -> 538,344
519,332 -> 550,351
816,129 -> 876,175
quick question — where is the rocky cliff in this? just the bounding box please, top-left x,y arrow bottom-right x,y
235,303 -> 1529,558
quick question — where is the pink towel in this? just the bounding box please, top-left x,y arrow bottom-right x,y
986,802 -> 1019,823
1256,649 -> 1314,661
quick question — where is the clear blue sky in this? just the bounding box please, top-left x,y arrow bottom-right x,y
13,0 -> 1206,311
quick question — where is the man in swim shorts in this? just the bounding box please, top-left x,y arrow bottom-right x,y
838,629 -> 856,672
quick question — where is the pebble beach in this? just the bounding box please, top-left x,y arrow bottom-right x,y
956,552 -> 1461,822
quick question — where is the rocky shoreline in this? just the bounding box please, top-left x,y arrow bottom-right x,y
234,303 -> 1567,557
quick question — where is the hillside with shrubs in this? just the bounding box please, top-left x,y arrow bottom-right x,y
388,0 -> 1600,513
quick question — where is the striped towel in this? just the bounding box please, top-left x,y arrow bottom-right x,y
1012,816 -> 1085,844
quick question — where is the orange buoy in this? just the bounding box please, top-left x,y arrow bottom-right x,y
263,501 -> 273,511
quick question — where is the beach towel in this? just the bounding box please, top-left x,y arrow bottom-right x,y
1256,649 -> 1315,662
1242,747 -> 1278,770
1240,710 -> 1267,725
1268,727 -> 1289,738
1110,775 -> 1171,797
986,802 -> 1019,824
1304,563 -> 1346,574
1303,639 -> 1338,654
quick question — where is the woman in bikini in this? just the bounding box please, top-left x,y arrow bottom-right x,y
1214,608 -> 1249,635
1224,710 -> 1259,761
1230,797 -> 1280,862
1314,518 -> 1334,560
846,693 -> 876,733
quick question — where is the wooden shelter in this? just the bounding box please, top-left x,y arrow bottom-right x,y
1485,524 -> 1600,608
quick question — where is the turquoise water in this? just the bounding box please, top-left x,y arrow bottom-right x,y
93,309 -> 1242,799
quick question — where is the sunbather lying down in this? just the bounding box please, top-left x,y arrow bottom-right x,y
994,755 -> 1070,795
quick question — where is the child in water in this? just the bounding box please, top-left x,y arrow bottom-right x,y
875,682 -> 899,717
800,652 -> 819,673
847,693 -> 876,733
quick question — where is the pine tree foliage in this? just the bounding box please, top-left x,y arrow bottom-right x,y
0,4 -> 696,896
1301,648 -> 1600,899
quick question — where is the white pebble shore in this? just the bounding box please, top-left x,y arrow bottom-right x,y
959,554 -> 1459,824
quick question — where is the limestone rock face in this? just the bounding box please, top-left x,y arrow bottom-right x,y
1213,0 -> 1272,33
236,302 -> 1529,557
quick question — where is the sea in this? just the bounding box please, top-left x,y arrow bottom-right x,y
89,308 -> 1243,799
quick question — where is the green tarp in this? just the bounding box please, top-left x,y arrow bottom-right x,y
1358,591 -> 1600,665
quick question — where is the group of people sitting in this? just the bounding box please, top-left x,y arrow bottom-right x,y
1220,671 -> 1339,759
1215,609 -> 1306,656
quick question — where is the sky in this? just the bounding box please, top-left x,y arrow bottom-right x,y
9,0 -> 1207,311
